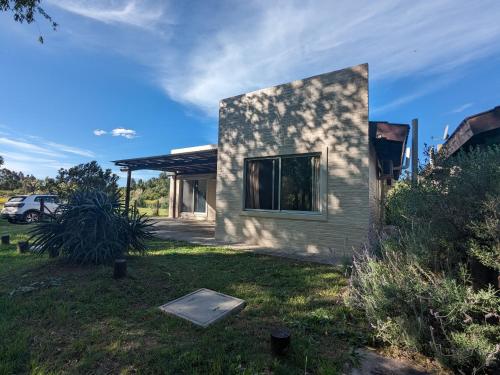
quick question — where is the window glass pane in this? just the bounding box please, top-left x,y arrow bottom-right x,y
181,180 -> 193,212
280,155 -> 320,211
194,180 -> 207,213
245,159 -> 278,209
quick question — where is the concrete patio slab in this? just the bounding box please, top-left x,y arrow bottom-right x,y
151,218 -> 345,264
159,288 -> 246,328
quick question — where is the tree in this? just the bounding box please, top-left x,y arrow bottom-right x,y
0,155 -> 3,167
54,161 -> 119,199
0,0 -> 57,43
0,168 -> 24,190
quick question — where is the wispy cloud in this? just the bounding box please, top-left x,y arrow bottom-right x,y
159,0 -> 500,115
32,0 -> 500,116
111,128 -> 136,139
47,0 -> 169,30
45,141 -> 95,158
449,102 -> 474,114
0,132 -> 95,177
0,137 -> 62,157
94,129 -> 107,136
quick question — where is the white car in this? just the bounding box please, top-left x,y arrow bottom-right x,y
1,195 -> 60,223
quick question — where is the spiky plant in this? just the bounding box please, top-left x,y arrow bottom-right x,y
29,189 -> 155,264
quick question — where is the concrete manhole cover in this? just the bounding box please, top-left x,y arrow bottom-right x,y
159,288 -> 246,328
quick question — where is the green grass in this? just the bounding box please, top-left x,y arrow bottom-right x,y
0,219 -> 366,374
136,207 -> 169,217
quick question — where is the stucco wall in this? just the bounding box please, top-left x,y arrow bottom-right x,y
215,64 -> 370,260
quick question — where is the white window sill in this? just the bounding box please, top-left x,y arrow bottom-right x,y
240,209 -> 327,222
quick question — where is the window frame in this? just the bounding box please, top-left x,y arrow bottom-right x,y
180,178 -> 208,216
241,150 -> 328,221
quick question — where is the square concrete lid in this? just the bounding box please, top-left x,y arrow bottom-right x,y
159,288 -> 246,328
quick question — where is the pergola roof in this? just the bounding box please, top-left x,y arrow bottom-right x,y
113,149 -> 218,175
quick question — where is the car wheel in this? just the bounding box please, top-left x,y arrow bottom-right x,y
24,211 -> 40,223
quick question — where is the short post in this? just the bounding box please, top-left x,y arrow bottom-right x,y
411,118 -> 419,186
17,241 -> 30,253
114,259 -> 127,279
270,328 -> 291,355
1,234 -> 9,245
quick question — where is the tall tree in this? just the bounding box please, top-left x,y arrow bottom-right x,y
54,161 -> 119,199
0,0 -> 57,43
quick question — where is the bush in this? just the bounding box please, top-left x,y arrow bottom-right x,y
385,145 -> 500,275
29,190 -> 154,264
348,246 -> 500,374
349,146 -> 500,373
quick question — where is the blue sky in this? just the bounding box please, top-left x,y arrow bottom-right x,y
1,0 -> 499,183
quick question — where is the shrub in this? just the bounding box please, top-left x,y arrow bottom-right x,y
29,189 -> 154,264
385,145 -> 500,275
347,246 -> 500,374
350,146 -> 500,373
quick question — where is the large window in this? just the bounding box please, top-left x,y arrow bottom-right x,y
245,154 -> 320,212
181,179 -> 207,213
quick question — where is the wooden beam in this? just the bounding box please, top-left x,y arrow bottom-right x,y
172,173 -> 177,219
124,169 -> 132,215
411,118 -> 419,186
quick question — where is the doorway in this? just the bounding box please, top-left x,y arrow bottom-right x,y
181,179 -> 207,215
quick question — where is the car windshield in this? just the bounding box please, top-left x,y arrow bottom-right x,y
8,196 -> 26,202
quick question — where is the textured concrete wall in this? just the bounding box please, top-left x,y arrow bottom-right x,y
215,64 -> 370,260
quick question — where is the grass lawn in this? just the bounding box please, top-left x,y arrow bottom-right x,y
0,218 -> 366,374
137,207 -> 169,217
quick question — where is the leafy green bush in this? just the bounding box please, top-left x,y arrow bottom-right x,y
350,146 -> 500,373
348,246 -> 500,374
29,190 -> 154,264
385,145 -> 500,274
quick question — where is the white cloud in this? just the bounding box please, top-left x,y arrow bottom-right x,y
111,128 -> 137,139
46,141 -> 95,158
450,102 -> 474,114
0,137 -> 62,157
158,0 -> 500,115
47,0 -> 168,30
30,1 -> 500,116
94,129 -> 107,136
0,133 -> 95,177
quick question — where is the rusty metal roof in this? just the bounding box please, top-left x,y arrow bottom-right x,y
443,105 -> 500,156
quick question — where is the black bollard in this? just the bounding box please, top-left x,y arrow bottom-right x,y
270,328 -> 291,356
114,259 -> 127,279
17,241 -> 29,253
1,235 -> 9,245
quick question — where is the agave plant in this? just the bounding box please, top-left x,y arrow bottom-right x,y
29,189 -> 155,265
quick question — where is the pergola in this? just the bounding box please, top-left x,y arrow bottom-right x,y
113,149 -> 218,214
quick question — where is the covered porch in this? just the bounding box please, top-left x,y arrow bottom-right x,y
113,145 -> 218,221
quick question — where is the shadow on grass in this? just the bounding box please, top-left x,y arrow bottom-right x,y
0,239 -> 368,374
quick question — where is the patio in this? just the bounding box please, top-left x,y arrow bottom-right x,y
152,218 -> 216,246
151,217 -> 343,264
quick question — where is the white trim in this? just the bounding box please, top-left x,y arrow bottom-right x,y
171,144 -> 217,154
